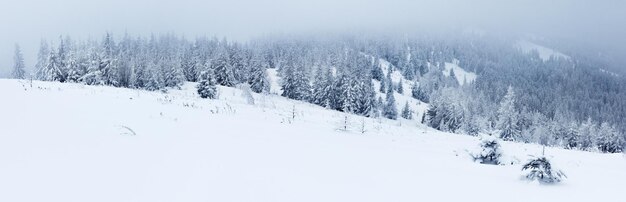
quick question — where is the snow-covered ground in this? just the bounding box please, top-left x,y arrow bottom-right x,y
516,41 -> 570,61
1,79 -> 626,202
443,60 -> 477,85
377,58 -> 428,120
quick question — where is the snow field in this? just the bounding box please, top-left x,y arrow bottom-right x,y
1,79 -> 625,202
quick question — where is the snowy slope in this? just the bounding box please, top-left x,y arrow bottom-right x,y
443,60 -> 477,85
516,41 -> 570,61
377,58 -> 429,120
2,79 -> 626,202
375,57 -> 476,121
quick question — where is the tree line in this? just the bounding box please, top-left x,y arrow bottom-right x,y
11,33 -> 626,153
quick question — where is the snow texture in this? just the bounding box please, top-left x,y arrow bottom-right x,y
443,60 -> 477,85
2,79 -> 626,202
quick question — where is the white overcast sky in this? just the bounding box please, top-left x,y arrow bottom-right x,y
1,0 -> 625,75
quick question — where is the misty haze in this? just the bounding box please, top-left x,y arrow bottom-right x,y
1,0 -> 625,202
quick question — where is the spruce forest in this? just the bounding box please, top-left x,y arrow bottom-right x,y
21,33 -> 626,153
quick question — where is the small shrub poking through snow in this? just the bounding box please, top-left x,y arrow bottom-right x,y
521,156 -> 566,184
472,134 -> 503,165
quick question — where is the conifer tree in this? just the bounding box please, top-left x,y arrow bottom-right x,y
144,62 -> 164,91
371,59 -> 384,81
356,79 -> 376,116
522,156 -> 566,184
65,51 -> 82,82
379,77 -> 387,93
197,70 -> 218,99
281,61 -> 310,101
411,82 -> 428,102
34,39 -> 49,80
11,44 -> 26,79
473,134 -> 503,165
386,68 -> 394,93
577,117 -> 597,150
403,62 -> 416,80
248,54 -> 270,93
383,88 -> 398,120
82,49 -> 104,85
229,45 -> 248,83
312,67 -> 334,107
497,86 -> 520,141
596,122 -> 624,153
401,101 -> 413,119
100,33 -> 119,86
180,45 -> 199,82
213,49 -> 236,87
42,48 -> 64,82
397,79 -> 404,94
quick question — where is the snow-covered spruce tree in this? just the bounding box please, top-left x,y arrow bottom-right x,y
411,82 -> 428,103
496,86 -> 520,141
401,101 -> 413,120
64,51 -> 82,82
417,70 -> 444,103
212,46 -> 236,87
403,62 -> 416,81
355,78 -> 377,116
34,39 -> 50,80
379,77 -> 387,93
336,74 -> 358,113
280,61 -> 310,101
385,69 -> 394,93
99,57 -> 119,86
397,79 -> 404,94
100,34 -> 120,86
472,134 -> 503,165
371,58 -> 384,81
115,34 -> 133,87
42,48 -> 64,82
229,44 -> 248,84
311,67 -> 334,107
462,113 -> 482,136
12,44 -> 26,79
521,156 -> 566,184
248,54 -> 270,93
425,88 -> 464,132
596,122 -> 625,153
577,117 -> 597,150
383,87 -> 398,120
563,121 -> 580,149
130,53 -> 150,89
197,70 -> 218,99
81,48 -> 104,85
55,37 -> 69,82
180,44 -> 198,82
144,62 -> 164,91
162,58 -> 186,88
